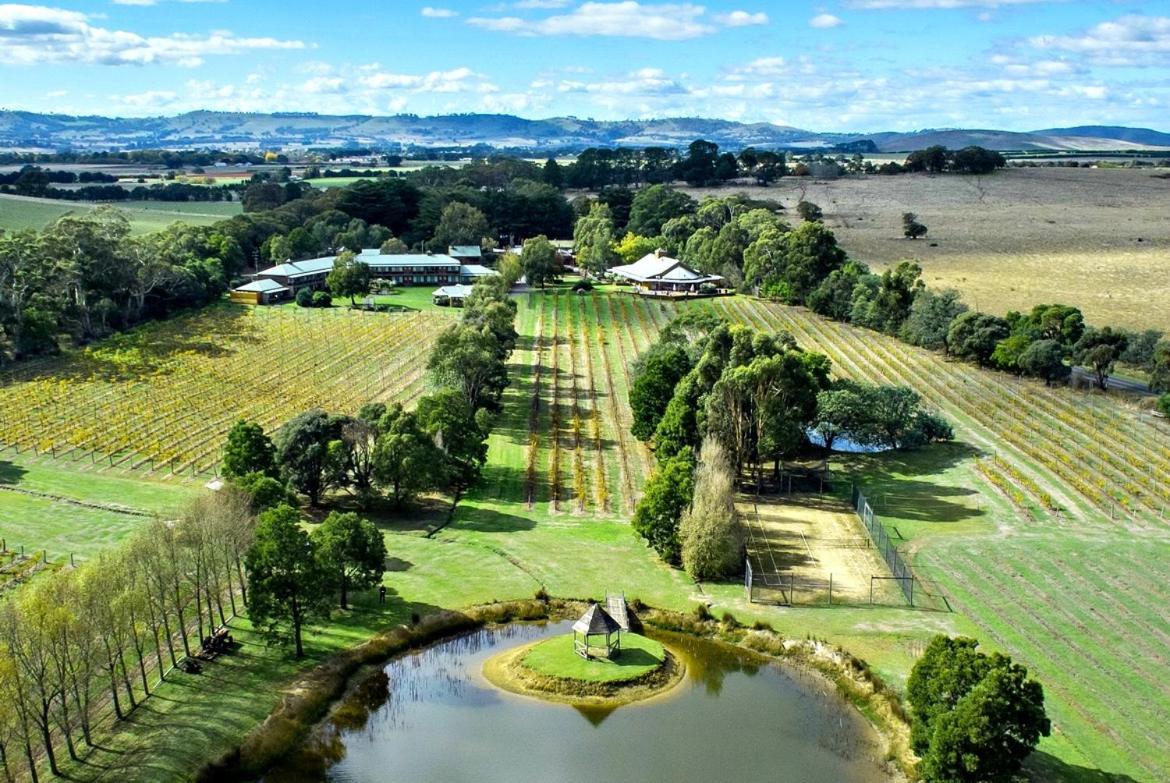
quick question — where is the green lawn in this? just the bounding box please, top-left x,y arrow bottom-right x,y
0,451 -> 200,561
523,633 -> 664,682
274,285 -> 449,312
0,194 -> 240,234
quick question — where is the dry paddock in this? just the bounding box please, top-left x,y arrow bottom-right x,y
686,167 -> 1170,331
741,493 -> 904,607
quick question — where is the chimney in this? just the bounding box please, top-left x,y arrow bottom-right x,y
655,248 -> 666,258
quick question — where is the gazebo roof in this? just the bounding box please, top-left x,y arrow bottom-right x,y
572,603 -> 622,636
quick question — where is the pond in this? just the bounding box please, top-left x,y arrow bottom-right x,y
265,621 -> 889,783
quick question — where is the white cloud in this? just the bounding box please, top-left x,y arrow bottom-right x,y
715,10 -> 768,27
809,13 -> 843,28
847,0 -> 1055,8
359,66 -> 497,94
301,76 -> 346,94
558,66 -> 689,96
420,6 -> 458,17
0,4 -> 306,67
1030,15 -> 1170,66
468,2 -> 717,40
513,0 -> 570,7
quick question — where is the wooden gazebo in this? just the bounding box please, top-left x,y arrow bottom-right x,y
572,603 -> 622,659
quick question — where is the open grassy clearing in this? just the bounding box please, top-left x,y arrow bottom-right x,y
695,296 -> 1170,781
0,304 -> 454,478
694,168 -> 1170,330
0,193 -> 241,234
0,451 -> 199,561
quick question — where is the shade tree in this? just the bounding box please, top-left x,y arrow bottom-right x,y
908,635 -> 1049,783
312,511 -> 387,609
245,505 -> 335,658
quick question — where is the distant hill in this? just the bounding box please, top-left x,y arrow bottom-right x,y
1033,126 -> 1170,148
0,110 -> 1166,153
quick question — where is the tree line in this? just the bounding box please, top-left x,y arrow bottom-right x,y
0,490 -> 256,782
628,314 -> 952,581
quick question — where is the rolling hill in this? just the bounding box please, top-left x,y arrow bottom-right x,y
0,110 -> 1166,153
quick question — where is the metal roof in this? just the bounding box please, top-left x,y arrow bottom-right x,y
365,254 -> 460,268
260,255 -> 335,278
459,264 -> 496,277
258,251 -> 462,279
234,278 -> 291,294
571,603 -> 622,636
449,245 -> 482,257
610,251 -> 723,285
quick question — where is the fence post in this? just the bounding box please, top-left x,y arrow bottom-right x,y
828,573 -> 833,607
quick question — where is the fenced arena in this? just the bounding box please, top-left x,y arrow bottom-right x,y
743,486 -> 950,611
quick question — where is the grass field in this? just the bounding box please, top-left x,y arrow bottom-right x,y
0,193 -> 241,234
5,288 -> 1167,782
692,168 -> 1170,331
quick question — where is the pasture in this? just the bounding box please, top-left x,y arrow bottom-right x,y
0,193 -> 241,234
695,167 -> 1170,331
2,288 -> 1166,781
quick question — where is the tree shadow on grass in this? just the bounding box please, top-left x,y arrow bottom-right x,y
0,459 -> 27,486
450,506 -> 537,534
834,442 -> 988,524
1025,749 -> 1142,783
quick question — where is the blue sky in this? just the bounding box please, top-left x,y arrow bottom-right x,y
0,1 -> 1167,130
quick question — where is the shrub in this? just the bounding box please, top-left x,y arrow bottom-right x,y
571,279 -> 593,292
534,586 -> 550,602
699,282 -> 717,295
295,288 -> 313,307
693,603 -> 713,621
680,437 -> 744,580
311,290 -> 332,308
1158,393 -> 1170,418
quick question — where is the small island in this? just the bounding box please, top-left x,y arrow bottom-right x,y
483,603 -> 685,707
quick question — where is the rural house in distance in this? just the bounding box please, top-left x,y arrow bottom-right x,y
610,249 -> 724,297
230,249 -> 497,304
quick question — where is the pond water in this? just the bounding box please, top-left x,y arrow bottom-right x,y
266,621 -> 889,783
806,429 -> 891,454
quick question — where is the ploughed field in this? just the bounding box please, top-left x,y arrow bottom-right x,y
2,289 -> 1169,780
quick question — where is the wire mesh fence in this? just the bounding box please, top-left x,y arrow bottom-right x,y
743,486 -> 951,611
